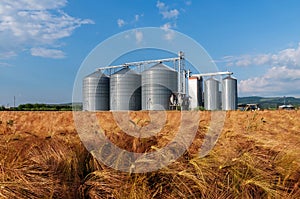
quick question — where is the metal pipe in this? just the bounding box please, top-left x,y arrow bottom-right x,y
97,57 -> 181,71
192,71 -> 233,77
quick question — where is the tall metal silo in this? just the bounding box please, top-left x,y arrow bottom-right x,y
83,71 -> 110,111
204,77 -> 221,110
222,76 -> 238,110
142,63 -> 178,110
110,68 -> 141,111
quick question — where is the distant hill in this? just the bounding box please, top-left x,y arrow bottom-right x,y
238,96 -> 300,109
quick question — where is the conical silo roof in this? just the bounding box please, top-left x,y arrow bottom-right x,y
223,75 -> 236,80
113,67 -> 139,75
85,70 -> 108,78
143,63 -> 176,72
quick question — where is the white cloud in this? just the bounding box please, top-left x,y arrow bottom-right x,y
162,9 -> 179,19
253,54 -> 271,65
0,0 -> 67,10
164,31 -> 175,41
135,30 -> 143,44
0,51 -> 17,59
239,66 -> 300,96
0,0 -> 93,59
117,19 -> 125,27
222,43 -> 300,96
156,1 -> 179,19
156,1 -> 186,41
160,22 -> 172,31
272,45 -> 300,66
160,22 -> 176,41
223,43 -> 300,67
156,1 -> 165,10
117,14 -> 143,28
30,47 -> 65,59
235,56 -> 252,67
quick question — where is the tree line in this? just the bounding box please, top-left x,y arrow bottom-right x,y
0,103 -> 82,111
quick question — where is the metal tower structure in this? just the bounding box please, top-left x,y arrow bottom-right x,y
97,51 -> 186,95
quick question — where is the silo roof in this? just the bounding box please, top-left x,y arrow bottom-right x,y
113,67 -> 139,75
223,75 -> 236,80
143,63 -> 176,72
85,70 -> 108,78
206,77 -> 219,81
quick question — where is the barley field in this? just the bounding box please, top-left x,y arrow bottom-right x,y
0,111 -> 299,198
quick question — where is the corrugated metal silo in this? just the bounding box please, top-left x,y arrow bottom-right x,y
222,76 -> 238,110
204,77 -> 221,110
83,71 -> 110,111
142,63 -> 178,110
110,68 -> 141,110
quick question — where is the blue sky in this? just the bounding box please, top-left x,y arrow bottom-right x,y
1,0 -> 300,106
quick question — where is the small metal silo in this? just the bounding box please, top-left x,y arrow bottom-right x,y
110,68 -> 141,111
142,63 -> 178,110
83,71 -> 110,111
222,76 -> 238,110
188,76 -> 203,110
204,77 -> 221,110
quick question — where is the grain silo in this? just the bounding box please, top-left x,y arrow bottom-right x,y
222,76 -> 238,110
188,76 -> 203,110
83,71 -> 110,111
204,77 -> 221,110
110,68 -> 141,111
142,63 -> 178,110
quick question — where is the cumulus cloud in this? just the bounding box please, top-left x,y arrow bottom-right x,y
0,0 -> 93,59
162,9 -> 179,19
156,1 -> 179,19
156,1 -> 187,41
160,22 -> 172,31
160,22 -> 176,41
156,1 -> 165,10
117,19 -> 125,27
117,14 -> 143,28
272,46 -> 300,66
223,43 -> 300,67
223,43 -> 300,96
30,47 -> 65,59
239,66 -> 300,96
